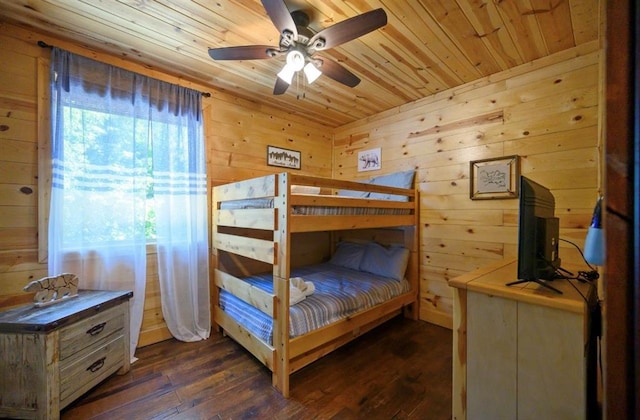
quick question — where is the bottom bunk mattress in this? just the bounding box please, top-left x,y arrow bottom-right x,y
218,263 -> 411,345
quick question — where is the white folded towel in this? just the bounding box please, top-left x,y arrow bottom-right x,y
289,277 -> 315,305
289,285 -> 306,306
303,281 -> 315,296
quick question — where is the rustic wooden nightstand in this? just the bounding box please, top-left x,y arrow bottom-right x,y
0,289 -> 133,419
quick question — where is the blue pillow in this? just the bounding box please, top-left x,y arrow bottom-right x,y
359,242 -> 410,281
368,170 -> 415,201
338,179 -> 371,198
329,241 -> 367,271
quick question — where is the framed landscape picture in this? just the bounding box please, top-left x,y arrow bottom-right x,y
267,145 -> 301,170
470,155 -> 520,200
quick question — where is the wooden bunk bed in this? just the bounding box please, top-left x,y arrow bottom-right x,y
211,172 -> 419,397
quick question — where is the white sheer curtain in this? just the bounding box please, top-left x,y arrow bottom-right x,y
48,49 -> 210,361
152,86 -> 210,342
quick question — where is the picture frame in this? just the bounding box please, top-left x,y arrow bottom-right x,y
267,145 -> 301,170
357,147 -> 381,172
470,155 -> 520,200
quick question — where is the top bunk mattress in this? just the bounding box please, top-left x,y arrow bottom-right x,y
219,196 -> 411,215
218,262 -> 411,345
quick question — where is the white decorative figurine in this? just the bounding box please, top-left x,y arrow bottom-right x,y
23,273 -> 79,306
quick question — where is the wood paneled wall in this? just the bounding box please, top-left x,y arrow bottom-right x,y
333,41 -> 602,328
206,91 -> 332,186
0,25 -> 42,310
0,21 -> 603,342
0,23 -> 332,347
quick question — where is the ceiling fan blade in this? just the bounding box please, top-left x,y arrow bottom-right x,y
262,0 -> 298,39
308,8 -> 387,51
273,77 -> 289,95
318,58 -> 361,87
208,45 -> 276,60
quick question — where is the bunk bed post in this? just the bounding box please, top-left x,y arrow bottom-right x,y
272,172 -> 291,397
211,186 -> 221,333
404,189 -> 420,320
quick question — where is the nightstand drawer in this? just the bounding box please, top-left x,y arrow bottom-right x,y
59,304 -> 125,360
59,333 -> 125,407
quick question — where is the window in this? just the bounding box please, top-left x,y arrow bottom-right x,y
42,48 -> 211,349
54,104 -> 155,243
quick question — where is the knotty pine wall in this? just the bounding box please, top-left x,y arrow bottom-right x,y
333,41 -> 602,328
0,23 -> 331,347
0,22 -> 603,344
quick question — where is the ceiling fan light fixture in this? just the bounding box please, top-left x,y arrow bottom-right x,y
303,62 -> 322,84
277,50 -> 306,85
286,50 -> 305,72
277,63 -> 296,84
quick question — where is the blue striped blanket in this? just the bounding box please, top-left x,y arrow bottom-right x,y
218,263 -> 410,344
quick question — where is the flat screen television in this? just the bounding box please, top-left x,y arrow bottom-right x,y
507,176 -> 563,293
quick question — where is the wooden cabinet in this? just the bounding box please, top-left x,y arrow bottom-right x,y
0,290 -> 133,419
450,259 -> 598,420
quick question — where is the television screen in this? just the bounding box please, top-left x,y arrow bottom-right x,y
508,176 -> 562,293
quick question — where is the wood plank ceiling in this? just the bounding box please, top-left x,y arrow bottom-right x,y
0,0 -> 599,128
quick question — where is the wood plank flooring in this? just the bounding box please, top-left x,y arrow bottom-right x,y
61,316 -> 453,419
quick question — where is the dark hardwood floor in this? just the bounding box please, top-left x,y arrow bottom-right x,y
61,317 -> 453,419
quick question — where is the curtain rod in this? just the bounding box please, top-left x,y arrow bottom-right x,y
38,40 -> 212,98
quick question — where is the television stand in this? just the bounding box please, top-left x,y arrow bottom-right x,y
451,259 -> 598,420
505,278 -> 563,294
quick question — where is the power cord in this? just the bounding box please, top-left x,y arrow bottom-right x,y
558,237 -> 603,393
559,238 -> 600,283
577,269 -> 600,282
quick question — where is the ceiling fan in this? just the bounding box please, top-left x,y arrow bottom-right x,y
208,0 -> 387,95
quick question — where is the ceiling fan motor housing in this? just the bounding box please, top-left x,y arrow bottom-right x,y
285,10 -> 319,51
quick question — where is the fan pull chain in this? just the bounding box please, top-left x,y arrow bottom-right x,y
295,71 -> 306,100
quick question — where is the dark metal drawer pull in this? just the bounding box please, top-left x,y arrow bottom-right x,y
87,357 -> 106,373
86,322 -> 106,336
